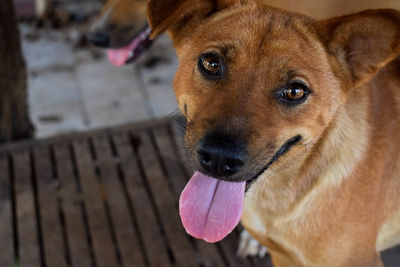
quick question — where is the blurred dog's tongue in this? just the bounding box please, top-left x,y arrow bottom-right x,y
107,37 -> 141,66
108,47 -> 131,66
179,171 -> 245,243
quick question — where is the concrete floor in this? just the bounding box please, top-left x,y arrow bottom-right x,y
21,23 -> 179,138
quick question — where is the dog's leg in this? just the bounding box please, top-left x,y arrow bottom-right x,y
237,229 -> 269,258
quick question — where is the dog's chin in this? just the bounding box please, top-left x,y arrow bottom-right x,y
107,25 -> 154,66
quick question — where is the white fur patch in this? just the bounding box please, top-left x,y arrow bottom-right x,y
237,229 -> 269,258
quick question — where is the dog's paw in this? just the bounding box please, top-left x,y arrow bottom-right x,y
237,229 -> 269,258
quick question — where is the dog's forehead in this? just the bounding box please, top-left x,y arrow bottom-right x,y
178,7 -> 327,89
184,5 -> 322,70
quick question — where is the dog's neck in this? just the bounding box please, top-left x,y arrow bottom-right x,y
243,80 -> 371,231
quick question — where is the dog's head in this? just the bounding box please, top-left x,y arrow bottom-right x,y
147,0 -> 400,242
87,0 -> 153,65
149,0 -> 400,182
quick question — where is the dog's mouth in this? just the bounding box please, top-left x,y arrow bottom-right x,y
107,25 -> 153,66
179,135 -> 302,243
245,135 -> 302,189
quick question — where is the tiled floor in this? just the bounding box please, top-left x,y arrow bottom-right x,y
21,23 -> 178,138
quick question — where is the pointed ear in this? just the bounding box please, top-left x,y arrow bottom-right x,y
313,9 -> 400,87
147,0 -> 237,44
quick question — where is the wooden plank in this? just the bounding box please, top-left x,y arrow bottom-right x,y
0,116 -> 173,155
0,157 -> 15,266
92,135 -> 146,267
151,127 -> 187,194
382,245 -> 400,267
33,147 -> 68,267
252,255 -> 274,267
12,150 -> 41,267
53,143 -> 92,267
169,123 -> 193,176
152,127 -> 227,267
136,132 -> 199,267
112,133 -> 172,267
72,140 -> 119,267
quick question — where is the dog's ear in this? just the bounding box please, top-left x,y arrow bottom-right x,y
314,9 -> 400,87
147,0 -> 237,44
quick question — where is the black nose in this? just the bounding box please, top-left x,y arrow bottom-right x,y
87,31 -> 111,48
197,133 -> 247,178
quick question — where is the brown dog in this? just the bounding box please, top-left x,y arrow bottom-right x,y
88,0 -> 400,66
147,0 -> 400,266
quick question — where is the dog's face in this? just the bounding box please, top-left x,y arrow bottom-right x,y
148,0 -> 400,186
173,7 -> 347,184
88,0 -> 152,64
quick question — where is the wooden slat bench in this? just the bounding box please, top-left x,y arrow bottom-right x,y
0,118 -> 273,267
0,117 -> 399,267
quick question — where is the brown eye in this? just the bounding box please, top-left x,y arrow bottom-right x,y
283,86 -> 305,100
279,82 -> 310,105
198,53 -> 223,79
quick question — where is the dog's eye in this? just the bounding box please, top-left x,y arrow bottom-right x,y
198,53 -> 223,79
279,83 -> 310,105
284,86 -> 305,100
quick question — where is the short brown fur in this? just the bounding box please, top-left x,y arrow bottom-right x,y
147,1 -> 400,266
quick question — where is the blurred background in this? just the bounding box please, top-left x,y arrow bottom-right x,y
13,0 -> 178,139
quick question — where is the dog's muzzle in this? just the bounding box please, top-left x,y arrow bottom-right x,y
195,132 -> 302,185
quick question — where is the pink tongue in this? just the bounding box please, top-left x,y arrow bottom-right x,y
107,36 -> 142,66
179,171 -> 245,243
107,47 -> 131,67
